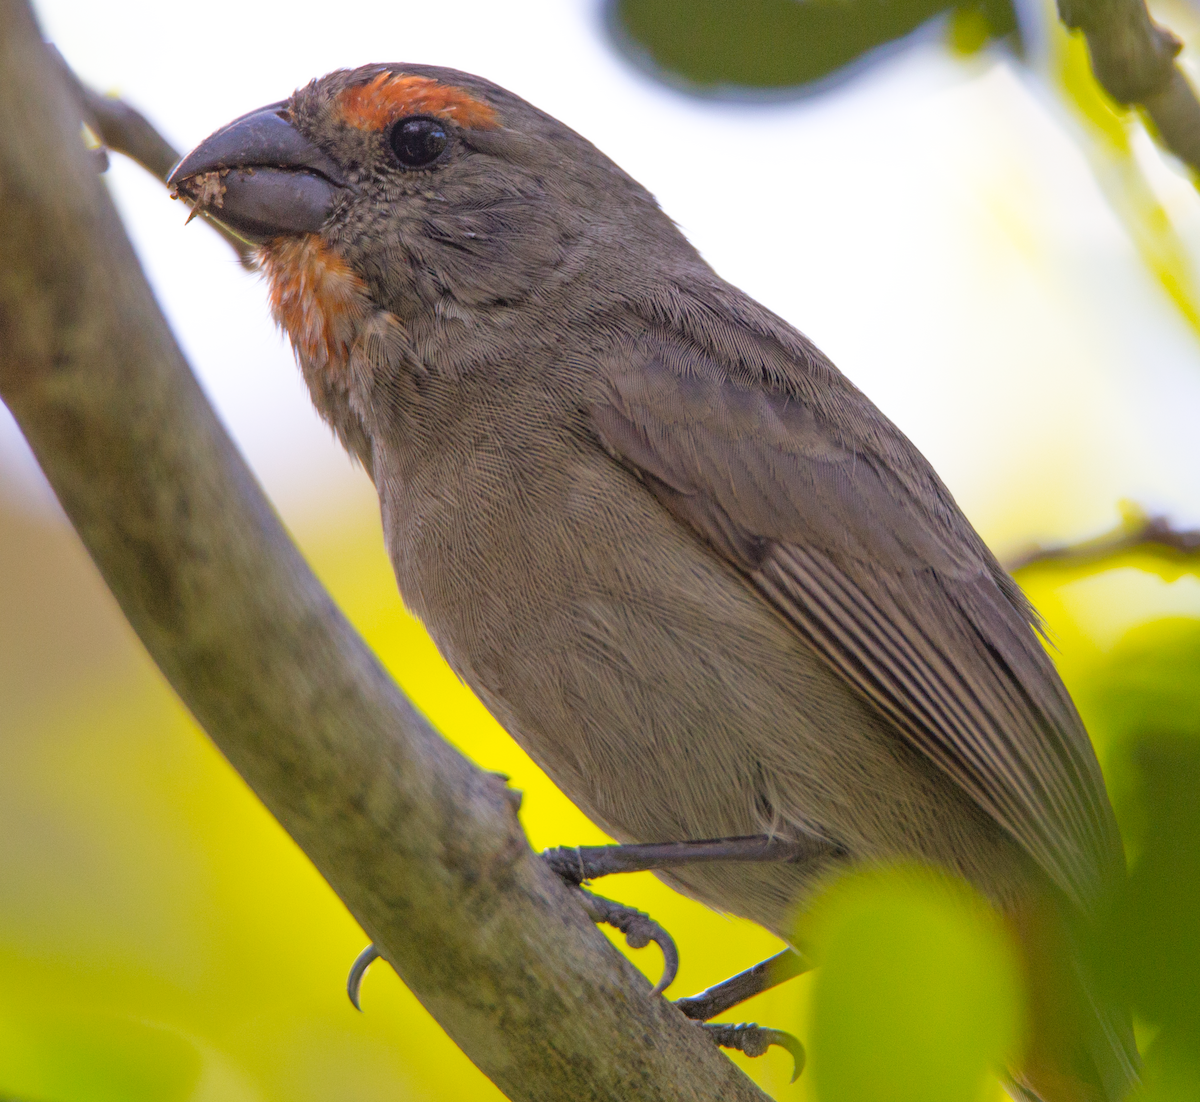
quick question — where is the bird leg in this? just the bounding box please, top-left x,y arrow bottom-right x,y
675,947 -> 811,1021
675,948 -> 810,1080
539,834 -> 823,995
542,834 -> 831,884
539,835 -> 833,996
542,837 -> 826,1077
349,834 -> 823,1034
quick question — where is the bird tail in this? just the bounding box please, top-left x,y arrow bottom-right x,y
1072,953 -> 1140,1102
1008,904 -> 1140,1102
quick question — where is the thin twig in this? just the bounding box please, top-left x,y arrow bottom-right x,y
50,46 -> 256,269
1006,508 -> 1200,573
1057,0 -> 1200,176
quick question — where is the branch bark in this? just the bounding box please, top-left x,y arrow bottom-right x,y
1057,0 -> 1200,175
0,3 -> 770,1099
49,47 -> 256,268
1006,508 -> 1200,573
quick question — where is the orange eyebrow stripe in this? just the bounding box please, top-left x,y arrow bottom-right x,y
336,72 -> 499,131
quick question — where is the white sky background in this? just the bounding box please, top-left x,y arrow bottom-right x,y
7,0 -> 1200,552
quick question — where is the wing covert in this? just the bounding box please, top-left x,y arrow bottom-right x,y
592,339 -> 1121,911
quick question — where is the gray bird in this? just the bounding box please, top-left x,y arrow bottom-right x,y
169,64 -> 1137,1101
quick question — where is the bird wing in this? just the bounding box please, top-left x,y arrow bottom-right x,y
591,332 -> 1121,911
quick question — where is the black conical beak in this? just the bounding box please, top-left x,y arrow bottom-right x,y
168,103 -> 352,244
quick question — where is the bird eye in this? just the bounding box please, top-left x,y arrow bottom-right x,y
388,116 -> 449,168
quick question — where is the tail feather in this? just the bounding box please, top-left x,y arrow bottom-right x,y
1077,955 -> 1140,1102
1010,901 -> 1140,1102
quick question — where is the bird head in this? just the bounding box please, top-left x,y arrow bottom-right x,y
169,65 -> 677,378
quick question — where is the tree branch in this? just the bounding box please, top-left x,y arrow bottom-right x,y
0,3 -> 770,1099
1057,0 -> 1200,175
49,46 -> 257,269
1005,507 -> 1200,573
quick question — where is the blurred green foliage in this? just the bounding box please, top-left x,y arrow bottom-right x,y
804,866 -> 1021,1102
610,0 -> 1200,347
4,485 -> 1198,1101
609,0 -> 1016,94
1049,19 -> 1200,340
1084,618 -> 1200,1097
1023,564 -> 1200,1101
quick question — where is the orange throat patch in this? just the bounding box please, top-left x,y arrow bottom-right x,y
257,235 -> 372,371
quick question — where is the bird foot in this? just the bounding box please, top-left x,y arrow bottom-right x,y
348,887 -> 682,1010
575,887 -> 679,994
699,1021 -> 806,1082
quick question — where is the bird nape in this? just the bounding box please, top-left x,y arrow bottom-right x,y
170,63 -> 1139,1101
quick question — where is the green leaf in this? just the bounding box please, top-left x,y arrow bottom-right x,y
803,865 -> 1021,1102
608,0 -> 1016,96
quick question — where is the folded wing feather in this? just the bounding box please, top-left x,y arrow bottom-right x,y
592,337 -> 1121,913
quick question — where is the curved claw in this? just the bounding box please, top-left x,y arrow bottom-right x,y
577,888 -> 680,994
700,1021 -> 806,1082
347,943 -> 381,1011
